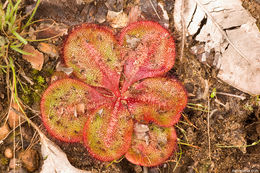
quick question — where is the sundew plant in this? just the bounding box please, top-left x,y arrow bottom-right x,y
40,21 -> 187,167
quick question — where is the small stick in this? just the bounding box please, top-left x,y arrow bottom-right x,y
180,0 -> 187,61
207,98 -> 211,161
216,92 -> 246,100
149,0 -> 161,20
143,166 -> 148,173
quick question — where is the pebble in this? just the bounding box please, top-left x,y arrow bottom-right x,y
4,147 -> 13,159
20,149 -> 39,172
134,165 -> 142,173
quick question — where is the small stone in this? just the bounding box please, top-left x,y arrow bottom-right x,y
20,149 -> 39,172
4,147 -> 13,159
38,42 -> 59,58
0,124 -> 10,140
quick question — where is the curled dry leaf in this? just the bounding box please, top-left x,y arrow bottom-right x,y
174,0 -> 260,95
22,44 -> 44,71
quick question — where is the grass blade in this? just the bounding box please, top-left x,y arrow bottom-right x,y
10,46 -> 32,55
12,31 -> 28,44
22,0 -> 41,30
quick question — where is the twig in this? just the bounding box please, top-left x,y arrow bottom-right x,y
216,92 -> 246,100
207,98 -> 211,161
193,0 -> 251,65
143,166 -> 148,173
216,139 -> 260,148
202,79 -> 209,100
149,0 -> 161,20
181,113 -> 198,129
180,0 -> 187,61
214,98 -> 229,109
0,114 -> 38,144
10,107 -> 42,136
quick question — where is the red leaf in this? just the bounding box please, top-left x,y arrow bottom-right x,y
83,101 -> 133,161
41,78 -> 113,142
119,21 -> 176,93
63,24 -> 122,97
125,123 -> 177,167
124,77 -> 187,127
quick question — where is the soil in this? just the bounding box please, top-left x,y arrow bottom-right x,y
0,0 -> 259,173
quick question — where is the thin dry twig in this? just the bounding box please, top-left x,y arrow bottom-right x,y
0,114 -> 38,144
216,92 -> 246,100
148,0 -> 161,20
180,0 -> 187,61
182,113 -> 198,129
207,98 -> 211,161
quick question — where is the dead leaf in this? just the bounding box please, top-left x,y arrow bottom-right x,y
40,135 -> 90,173
38,43 -> 59,59
9,107 -> 90,173
22,44 -> 44,71
36,22 -> 68,40
107,10 -> 129,28
0,124 -> 10,141
174,0 -> 260,95
140,0 -> 169,28
8,102 -> 23,129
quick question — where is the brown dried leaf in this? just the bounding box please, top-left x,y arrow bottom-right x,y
38,43 -> 59,59
0,124 -> 10,141
22,44 -> 44,71
8,102 -> 22,129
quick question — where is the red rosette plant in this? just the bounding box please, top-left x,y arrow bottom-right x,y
40,21 -> 187,167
